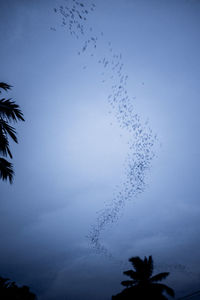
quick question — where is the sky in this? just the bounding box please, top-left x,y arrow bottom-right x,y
0,0 -> 200,299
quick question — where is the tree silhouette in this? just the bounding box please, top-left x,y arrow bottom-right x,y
0,82 -> 24,183
0,276 -> 37,299
112,256 -> 175,300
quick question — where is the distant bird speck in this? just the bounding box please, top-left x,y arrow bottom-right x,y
53,0 -> 157,256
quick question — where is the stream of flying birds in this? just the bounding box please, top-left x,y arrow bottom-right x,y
52,0 -> 158,256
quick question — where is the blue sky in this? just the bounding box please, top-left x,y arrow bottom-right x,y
0,0 -> 200,299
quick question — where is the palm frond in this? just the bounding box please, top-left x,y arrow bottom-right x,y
147,256 -> 154,277
0,119 -> 18,143
0,98 -> 25,122
153,283 -> 175,297
0,82 -> 12,92
0,158 -> 14,183
0,130 -> 12,158
129,256 -> 144,272
150,272 -> 169,283
123,270 -> 139,281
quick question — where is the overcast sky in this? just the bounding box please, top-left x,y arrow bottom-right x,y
1,0 -> 200,299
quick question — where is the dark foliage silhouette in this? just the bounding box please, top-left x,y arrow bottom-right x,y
0,276 -> 37,300
112,256 -> 175,300
0,82 -> 24,183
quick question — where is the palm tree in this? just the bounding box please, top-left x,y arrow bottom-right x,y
0,82 -> 24,183
0,276 -> 37,299
112,256 -> 175,300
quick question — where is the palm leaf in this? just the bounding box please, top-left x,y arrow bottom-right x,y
147,255 -> 154,277
150,272 -> 169,283
0,158 -> 14,183
143,256 -> 152,279
0,130 -> 12,158
129,256 -> 144,272
0,119 -> 18,143
0,98 -> 25,122
123,270 -> 139,281
0,82 -> 12,92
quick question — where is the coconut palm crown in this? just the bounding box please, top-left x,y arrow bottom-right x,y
112,256 -> 175,300
0,82 -> 24,183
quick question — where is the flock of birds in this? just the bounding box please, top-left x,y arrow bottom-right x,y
53,0 -> 157,255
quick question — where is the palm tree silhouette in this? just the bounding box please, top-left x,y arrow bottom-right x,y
0,82 -> 24,183
112,256 -> 175,300
0,276 -> 37,299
